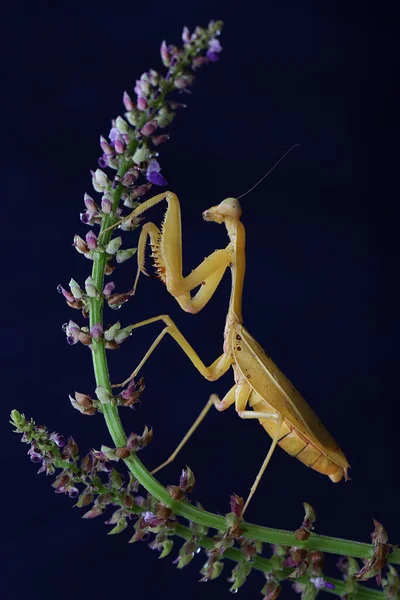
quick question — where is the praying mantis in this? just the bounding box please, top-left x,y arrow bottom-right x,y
106,188 -> 350,515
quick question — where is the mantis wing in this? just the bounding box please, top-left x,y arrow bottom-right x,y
232,324 -> 349,471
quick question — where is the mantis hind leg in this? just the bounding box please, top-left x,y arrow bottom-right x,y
237,408 -> 284,517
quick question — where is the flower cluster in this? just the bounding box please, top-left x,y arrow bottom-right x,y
89,20 -> 223,219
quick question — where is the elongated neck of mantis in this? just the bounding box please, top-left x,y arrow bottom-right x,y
225,219 -> 246,324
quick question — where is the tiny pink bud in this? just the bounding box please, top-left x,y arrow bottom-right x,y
84,193 -> 98,212
90,323 -> 103,339
101,195 -> 113,214
182,26 -> 191,43
103,282 -> 116,296
114,138 -> 125,154
57,285 -> 74,303
160,40 -> 171,67
123,91 -> 135,111
85,230 -> 97,250
128,184 -> 152,200
151,134 -> 170,146
174,74 -> 195,89
140,119 -> 158,137
121,167 -> 139,187
137,96 -> 147,111
192,56 -> 210,70
64,320 -> 80,344
100,135 -> 114,155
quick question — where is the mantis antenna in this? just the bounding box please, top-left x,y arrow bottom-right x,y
236,143 -> 300,200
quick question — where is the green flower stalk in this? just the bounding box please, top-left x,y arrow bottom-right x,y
11,21 -> 400,599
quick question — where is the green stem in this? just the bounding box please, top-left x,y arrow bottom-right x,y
173,524 -> 385,599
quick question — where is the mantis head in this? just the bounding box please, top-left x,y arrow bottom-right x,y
202,197 -> 242,224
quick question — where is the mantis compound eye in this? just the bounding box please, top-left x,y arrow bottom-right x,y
218,197 -> 243,219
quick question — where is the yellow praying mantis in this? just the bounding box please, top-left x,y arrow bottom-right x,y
104,180 -> 350,516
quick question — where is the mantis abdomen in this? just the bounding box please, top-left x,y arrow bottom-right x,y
248,393 -> 344,482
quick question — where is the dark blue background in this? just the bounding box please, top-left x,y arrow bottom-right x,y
2,1 -> 398,599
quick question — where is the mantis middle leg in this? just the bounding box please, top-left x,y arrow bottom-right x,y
112,314 -> 233,473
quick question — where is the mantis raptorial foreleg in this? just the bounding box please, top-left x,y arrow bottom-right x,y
104,192 -> 233,314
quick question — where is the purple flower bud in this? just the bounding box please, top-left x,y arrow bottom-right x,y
160,40 -> 171,67
49,432 -> 66,447
151,134 -> 170,146
140,119 -> 158,137
121,167 -> 139,187
137,96 -> 147,111
167,100 -> 187,110
182,26 -> 191,43
114,138 -> 125,154
80,212 -> 91,225
85,230 -> 97,250
103,282 -> 116,296
29,450 -> 42,463
123,91 -> 135,111
61,437 -> 79,461
98,155 -> 109,169
179,466 -> 195,492
65,320 -> 81,345
128,183 -> 152,200
174,74 -> 195,89
146,158 -> 160,174
84,193 -> 98,213
147,171 -> 168,186
68,487 -> 80,499
229,494 -> 244,518
206,51 -> 220,62
100,135 -> 114,155
37,459 -> 55,476
90,323 -> 103,339
208,38 -> 222,53
57,285 -> 75,303
101,195 -> 113,214
143,511 -> 164,527
310,577 -> 335,590
192,56 -> 210,70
